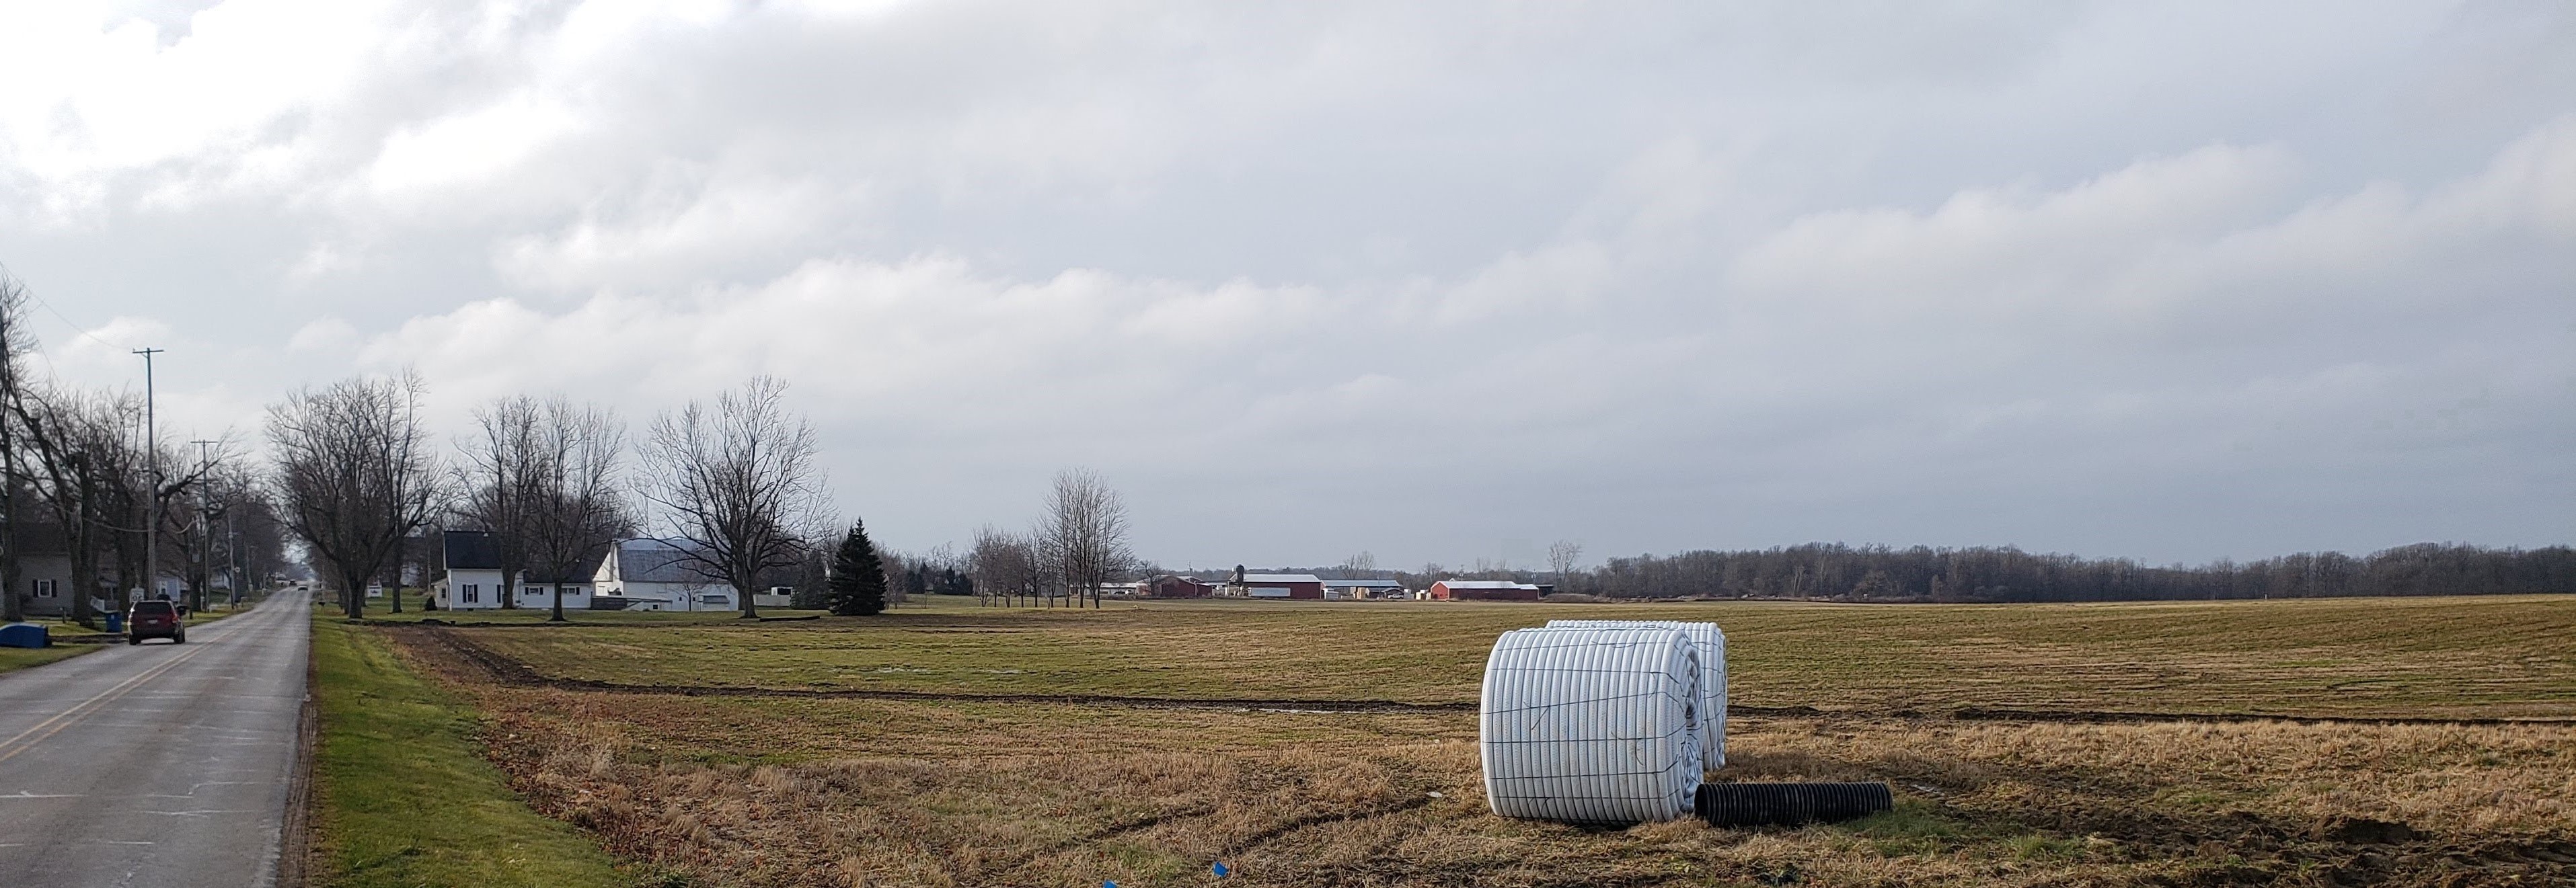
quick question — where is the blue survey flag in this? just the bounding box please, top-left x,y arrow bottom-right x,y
1212,860 -> 1231,877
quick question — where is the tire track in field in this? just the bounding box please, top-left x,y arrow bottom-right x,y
396,624 -> 2576,726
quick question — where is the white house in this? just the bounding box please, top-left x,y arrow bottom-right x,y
432,530 -> 602,611
592,538 -> 737,612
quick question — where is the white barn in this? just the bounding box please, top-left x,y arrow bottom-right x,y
592,539 -> 738,612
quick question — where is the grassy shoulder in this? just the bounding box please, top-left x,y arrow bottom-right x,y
0,644 -> 94,674
309,616 -> 638,888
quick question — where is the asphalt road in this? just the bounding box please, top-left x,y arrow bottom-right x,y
0,598 -> 308,887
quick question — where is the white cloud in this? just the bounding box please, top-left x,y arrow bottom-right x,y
363,93 -> 584,204
286,317 -> 361,354
2,1 -> 2569,566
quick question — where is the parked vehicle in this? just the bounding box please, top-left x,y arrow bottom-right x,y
127,600 -> 185,645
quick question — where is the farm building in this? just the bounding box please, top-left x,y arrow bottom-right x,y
1232,573 -> 1326,600
1324,579 -> 1408,600
1143,575 -> 1217,598
592,538 -> 738,612
432,530 -> 609,610
1429,579 -> 1544,601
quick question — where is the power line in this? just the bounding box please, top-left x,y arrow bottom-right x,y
0,261 -> 124,351
31,290 -> 120,351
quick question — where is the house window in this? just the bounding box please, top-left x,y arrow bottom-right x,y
462,583 -> 480,603
32,579 -> 57,598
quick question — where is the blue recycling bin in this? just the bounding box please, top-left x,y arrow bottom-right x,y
104,612 -> 124,634
0,623 -> 46,649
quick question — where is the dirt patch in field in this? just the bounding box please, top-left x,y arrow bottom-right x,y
406,624 -> 2576,727
396,624 -> 1480,714
381,627 -> 2576,887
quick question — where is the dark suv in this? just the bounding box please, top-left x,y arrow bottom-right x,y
127,600 -> 186,645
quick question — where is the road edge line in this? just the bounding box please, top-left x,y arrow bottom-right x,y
276,606 -> 319,888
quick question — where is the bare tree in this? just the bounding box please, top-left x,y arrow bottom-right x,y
0,272 -> 28,623
969,524 -> 1043,607
1036,468 -> 1131,610
162,441 -> 244,612
268,370 -> 445,620
1343,551 -> 1378,575
635,376 -> 831,619
1548,539 -> 1584,586
522,397 -> 630,622
454,395 -> 543,609
218,487 -> 291,598
13,386 -> 135,626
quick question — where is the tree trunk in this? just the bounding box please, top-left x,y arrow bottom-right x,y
1,461 -> 20,624
550,585 -> 566,622
68,508 -> 97,629
342,564 -> 363,619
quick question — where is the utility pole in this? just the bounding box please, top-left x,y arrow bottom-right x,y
134,348 -> 163,605
226,503 -> 241,607
193,439 -> 216,611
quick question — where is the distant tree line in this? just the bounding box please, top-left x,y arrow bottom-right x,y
1552,542 -> 2575,602
1249,542 -> 2574,602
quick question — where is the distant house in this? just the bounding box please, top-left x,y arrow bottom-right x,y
593,538 -> 738,612
1428,579 -> 1544,602
435,531 -> 503,609
1233,573 -> 1326,600
1143,575 -> 1216,598
1323,579 -> 1408,600
432,530 -> 607,610
13,522 -> 89,618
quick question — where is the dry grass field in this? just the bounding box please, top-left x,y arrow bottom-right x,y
373,596 -> 2576,887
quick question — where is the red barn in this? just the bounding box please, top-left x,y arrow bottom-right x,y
1144,575 -> 1217,598
1238,573 -> 1326,600
1429,580 -> 1544,602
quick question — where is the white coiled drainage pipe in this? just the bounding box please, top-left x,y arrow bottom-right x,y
1546,619 -> 1727,769
1479,626 -> 1702,823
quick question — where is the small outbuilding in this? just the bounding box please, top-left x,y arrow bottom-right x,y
1429,579 -> 1544,602
1236,573 -> 1326,600
1143,575 -> 1217,598
1323,579 -> 1408,600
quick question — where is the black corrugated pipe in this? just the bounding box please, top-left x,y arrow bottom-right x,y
1696,782 -> 1893,827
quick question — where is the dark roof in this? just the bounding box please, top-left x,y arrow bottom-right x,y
443,530 -> 501,571
443,530 -> 611,583
12,521 -> 70,557
528,547 -> 611,585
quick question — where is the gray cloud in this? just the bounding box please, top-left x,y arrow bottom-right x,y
3,1 -> 2569,568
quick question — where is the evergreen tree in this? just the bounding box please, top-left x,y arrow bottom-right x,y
827,520 -> 888,616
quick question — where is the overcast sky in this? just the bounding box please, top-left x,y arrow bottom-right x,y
2,1 -> 2569,570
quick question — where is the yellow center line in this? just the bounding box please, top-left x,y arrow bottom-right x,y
0,608 -> 274,765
